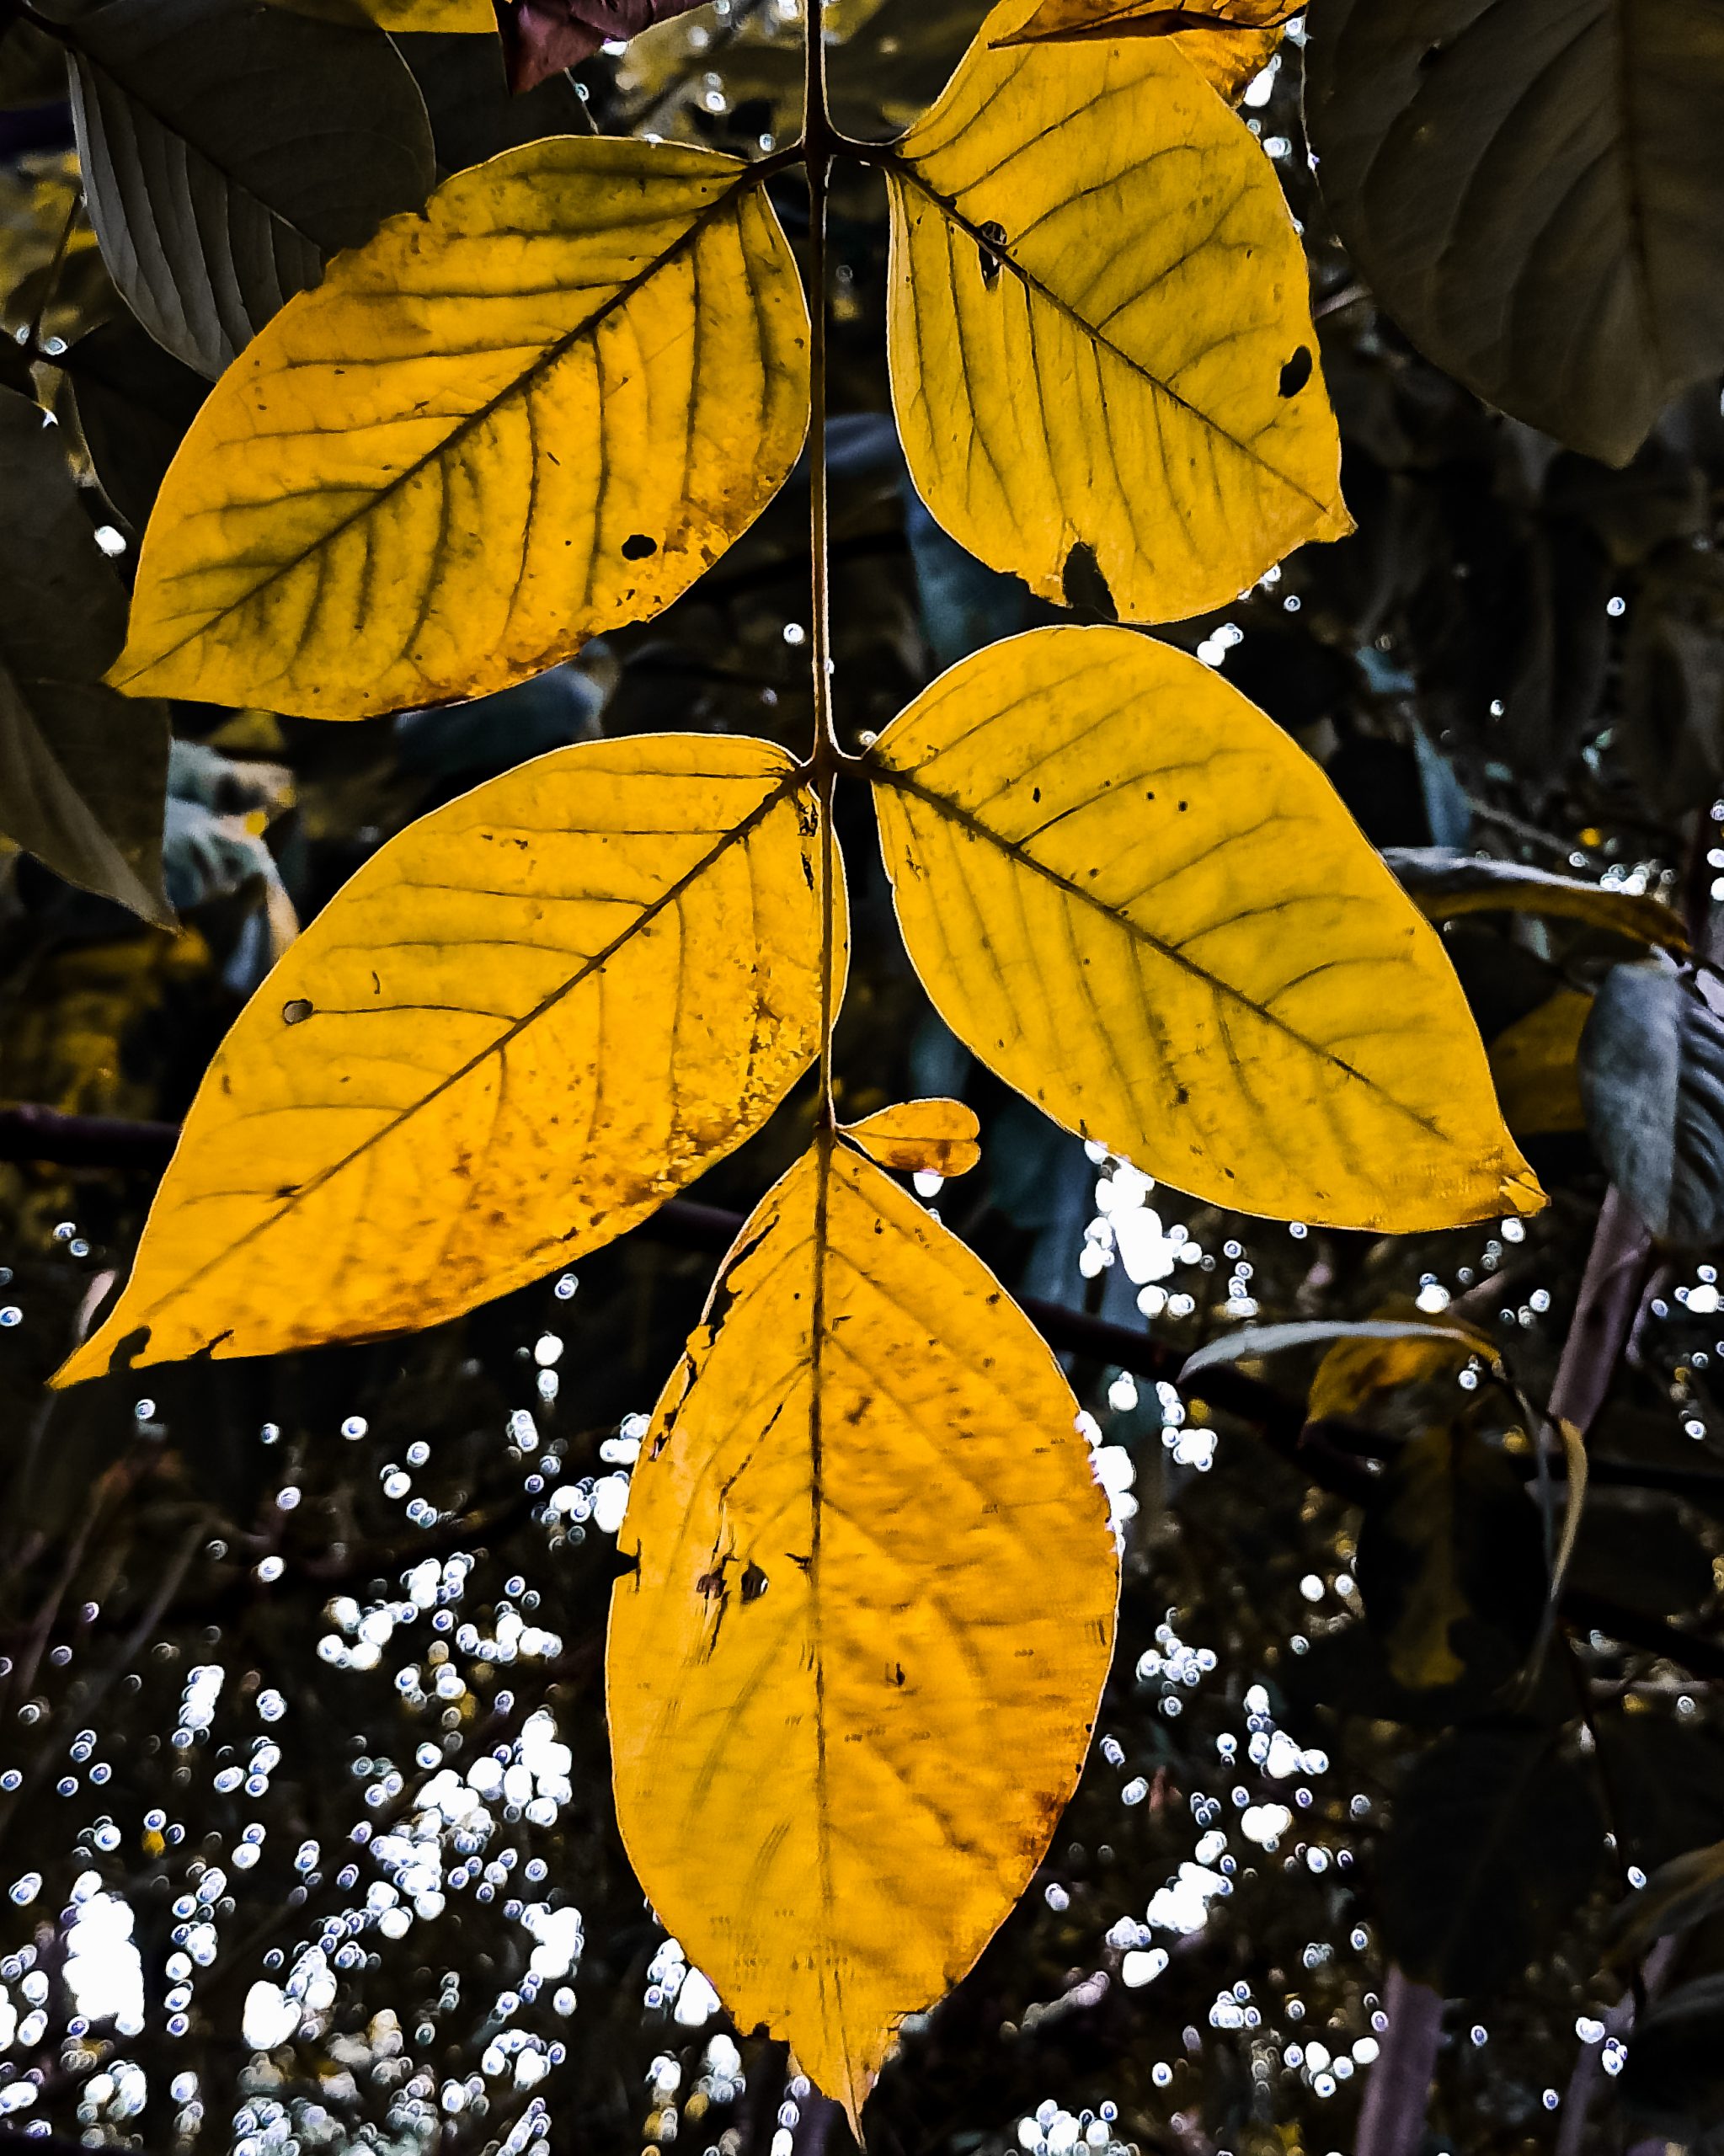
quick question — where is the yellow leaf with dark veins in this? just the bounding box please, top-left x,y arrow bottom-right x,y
56,736 -> 841,1383
609,1139 -> 1118,2123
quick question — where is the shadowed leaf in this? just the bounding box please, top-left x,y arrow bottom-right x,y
1581,958 -> 1724,1246
53,0 -> 436,377
0,386 -> 171,924
1488,989 -> 1592,1139
1385,846 -> 1688,953
1304,0 -> 1724,465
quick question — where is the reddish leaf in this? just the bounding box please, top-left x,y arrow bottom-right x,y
492,0 -> 708,88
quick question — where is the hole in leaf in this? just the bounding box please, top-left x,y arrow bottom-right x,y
1279,345 -> 1312,398
622,533 -> 658,560
974,220 -> 1008,291
740,1562 -> 769,1604
281,998 -> 313,1025
1061,542 -> 1117,621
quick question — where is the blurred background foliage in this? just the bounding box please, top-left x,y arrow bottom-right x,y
3,5 -> 1724,2155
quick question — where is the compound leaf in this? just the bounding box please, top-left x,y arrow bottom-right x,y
885,0 -> 1348,626
1304,0 -> 1724,466
56,735 -> 840,1384
608,1139 -> 1117,2122
870,626 -> 1542,1231
110,137 -> 810,720
56,0 -> 436,378
0,387 -> 172,925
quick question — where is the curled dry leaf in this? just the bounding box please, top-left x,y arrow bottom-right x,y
608,1140 -> 1118,2123
992,0 -> 1294,102
56,737 -> 841,1382
885,0 -> 1348,626
870,626 -> 1543,1231
109,138 -> 809,720
843,1097 -> 981,1176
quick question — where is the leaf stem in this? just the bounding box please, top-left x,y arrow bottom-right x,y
803,0 -> 841,1129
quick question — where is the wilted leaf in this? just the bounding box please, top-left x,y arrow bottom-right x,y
884,0 -> 1348,626
53,0 -> 436,378
62,318 -> 208,528
0,387 -> 171,925
55,736 -> 841,1382
1488,989 -> 1592,1139
844,1097 -> 981,1177
1357,1426 -> 1545,1692
110,138 -> 809,719
1580,958 -> 1724,1246
1385,846 -> 1688,953
869,627 -> 1542,1230
1379,1721 -> 1604,1997
608,1139 -> 1118,2121
993,0 -> 1292,100
1304,0 -> 1724,466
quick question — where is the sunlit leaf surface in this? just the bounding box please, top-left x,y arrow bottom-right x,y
110,138 -> 809,718
608,1139 -> 1118,2121
57,736 -> 840,1381
870,626 -> 1542,1230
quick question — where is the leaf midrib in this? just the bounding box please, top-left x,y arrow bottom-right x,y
883,152 -> 1337,520
111,152 -> 790,693
871,755 -> 1449,1135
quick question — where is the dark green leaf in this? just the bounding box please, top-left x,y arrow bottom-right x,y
1304,0 -> 1724,465
1607,1838 -> 1724,1967
0,14 -> 68,107
62,316 -> 207,527
394,29 -> 594,177
51,0 -> 435,376
0,385 -> 170,922
1379,1721 -> 1604,1997
1580,958 -> 1724,1246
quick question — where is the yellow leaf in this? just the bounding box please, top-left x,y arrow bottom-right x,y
842,1096 -> 980,1176
276,0 -> 494,29
55,737 -> 841,1384
1487,989 -> 1592,1138
993,0 -> 1294,103
109,138 -> 809,721
608,1139 -> 1118,2121
868,626 -> 1543,1231
884,0 -> 1348,625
